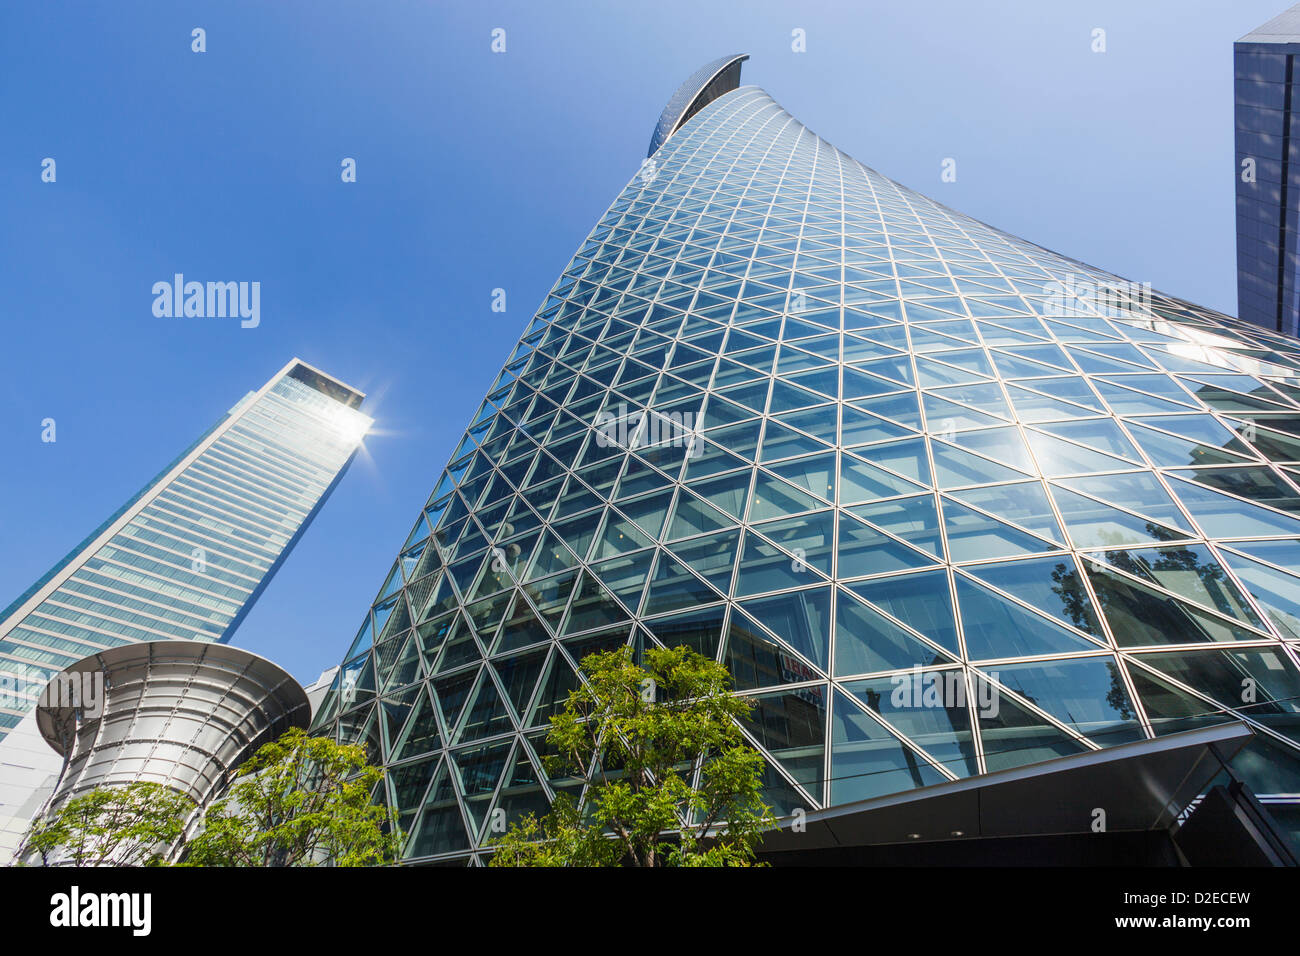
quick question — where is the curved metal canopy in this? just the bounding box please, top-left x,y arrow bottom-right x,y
36,639 -> 309,757
647,54 -> 749,157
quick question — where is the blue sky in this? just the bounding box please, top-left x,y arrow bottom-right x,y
0,0 -> 1280,683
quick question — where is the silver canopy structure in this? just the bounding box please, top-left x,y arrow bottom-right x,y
36,640 -> 310,812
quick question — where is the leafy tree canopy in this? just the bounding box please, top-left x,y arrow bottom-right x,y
21,729 -> 398,867
184,727 -> 399,867
23,781 -> 194,867
490,645 -> 774,867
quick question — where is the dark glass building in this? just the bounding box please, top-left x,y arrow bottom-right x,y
316,57 -> 1300,864
1236,4 -> 1300,336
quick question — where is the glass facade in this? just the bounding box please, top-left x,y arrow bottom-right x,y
315,58 -> 1300,863
1236,4 -> 1300,336
0,359 -> 371,741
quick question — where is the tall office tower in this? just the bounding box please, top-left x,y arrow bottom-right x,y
0,358 -> 370,858
316,57 -> 1300,863
1236,4 -> 1300,336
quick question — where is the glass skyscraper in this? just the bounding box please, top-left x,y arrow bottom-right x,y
1236,3 -> 1300,336
315,56 -> 1300,863
0,358 -> 370,858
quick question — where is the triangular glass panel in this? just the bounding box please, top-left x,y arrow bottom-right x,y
493,593 -> 552,655
450,740 -> 513,838
852,391 -> 923,429
756,759 -> 816,815
667,488 -> 735,540
735,530 -> 825,596
527,530 -> 579,580
490,647 -> 548,718
590,508 -> 653,559
841,406 -> 915,446
847,569 -> 960,654
486,743 -> 552,836
970,673 -> 1087,772
405,761 -> 469,859
759,417 -> 824,461
644,604 -> 726,659
1165,473 -> 1300,537
1087,543 -> 1265,629
829,689 -> 948,804
376,563 -> 404,602
1048,485 -> 1191,549
740,687 -> 828,797
1006,383 -> 1102,422
686,468 -> 751,520
562,625 -> 632,664
432,669 -> 478,733
955,575 -> 1098,659
674,528 -> 741,593
750,470 -> 823,519
946,481 -> 1064,545
941,497 -> 1060,561
1022,430 -> 1138,476
834,588 -> 955,676
376,689 -> 420,756
724,608 -> 816,690
767,451 -> 838,503
839,451 -> 926,504
1127,666 -> 1238,736
848,494 -> 944,558
522,570 -> 578,631
615,489 -> 674,538
527,649 -> 581,727
923,394 -> 1007,432
752,511 -> 835,578
1135,647 -> 1300,739
388,755 -> 439,818
562,570 -> 632,634
1090,379 -> 1196,415
992,657 -> 1144,747
1127,421 -> 1249,467
455,670 -> 514,744
840,514 -> 937,581
586,548 -> 654,606
1083,563 -> 1267,646
930,440 -> 1031,488
738,586 -> 833,674
642,550 -> 723,616
965,554 -> 1103,636
393,688 -> 443,761
843,675 -> 978,777
1217,547 -> 1300,640
855,437 -> 931,484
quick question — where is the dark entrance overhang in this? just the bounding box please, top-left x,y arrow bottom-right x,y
758,722 -> 1255,857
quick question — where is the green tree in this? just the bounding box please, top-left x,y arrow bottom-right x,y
183,727 -> 400,866
22,781 -> 195,867
490,645 -> 775,867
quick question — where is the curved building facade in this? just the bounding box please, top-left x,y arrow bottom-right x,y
314,57 -> 1300,863
36,640 -> 309,814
